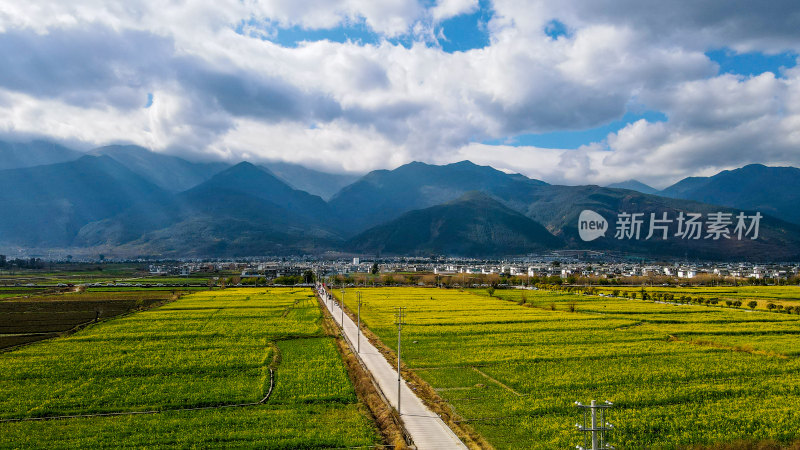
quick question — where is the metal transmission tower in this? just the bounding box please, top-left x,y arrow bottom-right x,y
575,400 -> 614,450
356,292 -> 366,353
395,306 -> 407,415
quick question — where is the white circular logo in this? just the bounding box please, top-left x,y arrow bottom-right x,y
578,210 -> 608,241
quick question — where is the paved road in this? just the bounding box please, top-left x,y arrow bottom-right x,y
318,286 -> 467,450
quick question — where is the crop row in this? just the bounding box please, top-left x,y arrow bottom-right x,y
334,287 -> 800,448
0,288 -> 379,448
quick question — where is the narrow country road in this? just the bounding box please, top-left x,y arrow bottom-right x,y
317,285 -> 467,450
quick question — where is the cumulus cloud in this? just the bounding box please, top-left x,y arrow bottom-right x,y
0,0 -> 799,184
430,0 -> 480,21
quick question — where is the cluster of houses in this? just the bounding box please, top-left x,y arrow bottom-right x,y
143,256 -> 799,284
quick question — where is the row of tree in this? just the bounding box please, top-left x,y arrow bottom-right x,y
0,255 -> 45,269
534,283 -> 782,312
219,270 -> 316,287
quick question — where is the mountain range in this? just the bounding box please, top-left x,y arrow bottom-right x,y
1,140 -> 799,260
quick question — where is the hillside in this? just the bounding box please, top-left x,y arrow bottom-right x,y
336,163 -> 800,260
518,184 -> 800,260
329,160 -> 548,233
75,162 -> 340,257
0,155 -> 167,247
660,164 -> 800,225
347,192 -> 561,256
0,148 -> 796,260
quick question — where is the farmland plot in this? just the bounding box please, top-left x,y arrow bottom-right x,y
0,288 -> 379,448
334,287 -> 800,448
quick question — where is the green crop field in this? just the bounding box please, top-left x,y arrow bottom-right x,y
0,288 -> 379,448
334,287 -> 800,449
0,290 -> 175,350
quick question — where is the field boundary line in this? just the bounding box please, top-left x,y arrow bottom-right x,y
470,367 -> 521,396
0,367 -> 274,423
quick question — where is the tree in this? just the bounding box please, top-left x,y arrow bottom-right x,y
767,302 -> 777,311
486,287 -> 495,297
0,254 -> 5,268
748,300 -> 758,309
303,270 -> 315,284
371,263 -> 379,275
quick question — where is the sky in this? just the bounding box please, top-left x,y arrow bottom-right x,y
0,1 -> 799,188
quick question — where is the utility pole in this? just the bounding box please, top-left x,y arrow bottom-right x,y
395,306 -> 407,415
357,292 -> 365,353
340,289 -> 345,327
575,400 -> 614,450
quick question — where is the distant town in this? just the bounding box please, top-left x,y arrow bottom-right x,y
50,259 -> 800,286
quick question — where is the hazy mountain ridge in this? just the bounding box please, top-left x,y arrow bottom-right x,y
606,179 -> 659,195
0,155 -> 168,247
260,161 -> 361,200
0,140 -> 83,170
91,145 -> 230,192
0,139 -> 798,260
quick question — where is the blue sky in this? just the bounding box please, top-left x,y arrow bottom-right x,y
239,0 -> 494,52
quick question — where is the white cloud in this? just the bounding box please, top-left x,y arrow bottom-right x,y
0,0 -> 799,187
430,0 -> 479,21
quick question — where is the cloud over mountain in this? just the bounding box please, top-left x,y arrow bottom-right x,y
0,1 -> 799,184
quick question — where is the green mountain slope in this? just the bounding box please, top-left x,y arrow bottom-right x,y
329,160 -> 547,233
660,164 -> 800,225
346,192 -> 561,257
76,161 -> 341,256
